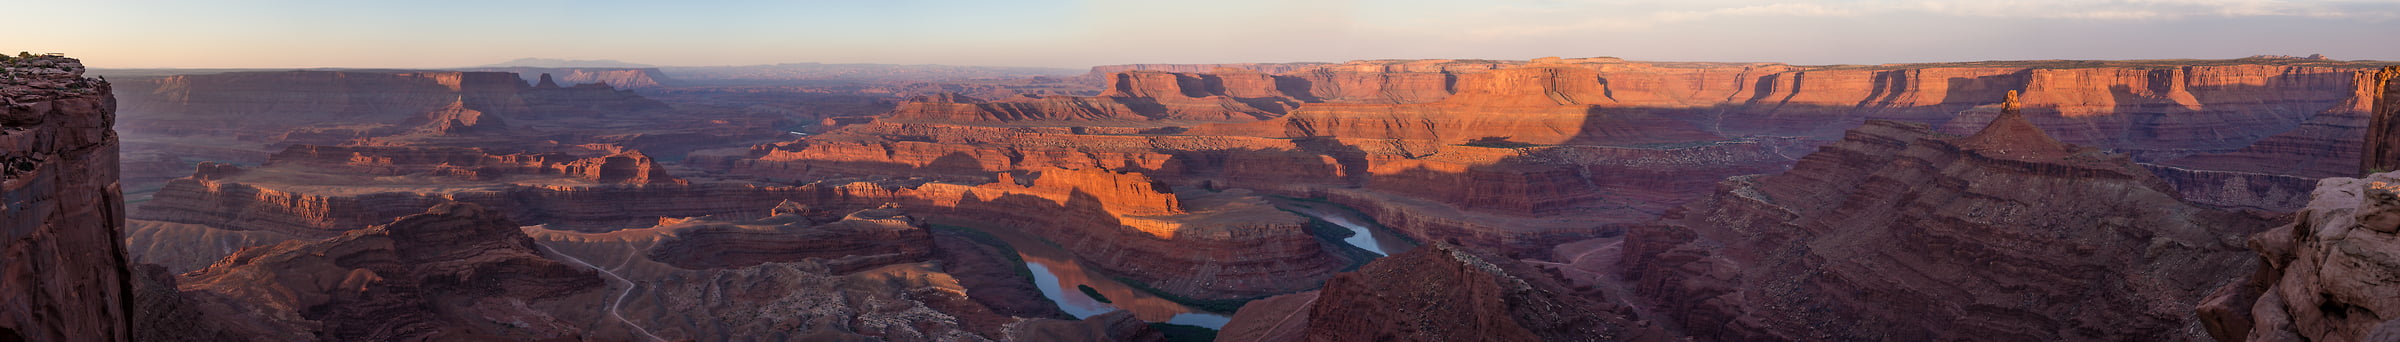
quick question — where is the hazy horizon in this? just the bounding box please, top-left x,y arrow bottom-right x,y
18,0 -> 2400,69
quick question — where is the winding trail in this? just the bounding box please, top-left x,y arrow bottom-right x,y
537,243 -> 665,342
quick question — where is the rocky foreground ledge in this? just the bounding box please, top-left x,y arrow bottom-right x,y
0,54 -> 129,341
2201,171 -> 2400,342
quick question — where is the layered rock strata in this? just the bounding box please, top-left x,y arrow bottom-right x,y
264,144 -> 684,184
115,70 -> 667,129
523,204 -> 1149,341
171,203 -> 610,340
644,205 -> 934,273
0,54 -> 131,342
2368,66 -> 2399,174
1618,93 -> 2279,340
1217,244 -> 1661,342
2197,171 -> 2400,342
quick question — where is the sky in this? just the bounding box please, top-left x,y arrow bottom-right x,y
12,0 -> 2400,69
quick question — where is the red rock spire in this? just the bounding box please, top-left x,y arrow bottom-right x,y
534,73 -> 560,89
1959,90 -> 2069,158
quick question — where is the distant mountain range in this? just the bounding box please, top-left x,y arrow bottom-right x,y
477,58 -> 656,68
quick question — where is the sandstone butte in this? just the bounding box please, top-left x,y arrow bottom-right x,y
1603,92 -> 2282,340
0,55 -> 131,342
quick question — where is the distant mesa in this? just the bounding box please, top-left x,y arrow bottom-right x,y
476,57 -> 655,68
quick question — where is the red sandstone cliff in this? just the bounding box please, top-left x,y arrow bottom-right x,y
886,70 -> 1303,123
1616,93 -> 2279,340
2197,171 -> 2400,342
2366,66 -> 2399,174
0,55 -> 131,342
843,58 -> 2378,217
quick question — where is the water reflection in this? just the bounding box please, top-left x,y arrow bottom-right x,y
980,226 -> 1232,329
1284,205 -> 1415,256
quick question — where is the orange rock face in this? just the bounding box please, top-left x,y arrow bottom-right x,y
0,55 -> 131,342
2367,66 -> 2400,174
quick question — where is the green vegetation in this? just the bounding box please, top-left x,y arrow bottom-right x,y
1149,323 -> 1220,342
1076,284 -> 1112,303
2372,168 -> 2392,176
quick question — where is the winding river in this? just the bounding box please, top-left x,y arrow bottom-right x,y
981,200 -> 1412,330
1280,203 -> 1416,256
976,226 -> 1234,329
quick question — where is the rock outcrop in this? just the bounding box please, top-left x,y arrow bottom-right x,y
886,70 -> 1303,123
2197,171 -> 2400,342
114,70 -> 668,133
2367,66 -> 2399,174
1217,244 -> 1658,342
398,98 -> 507,136
472,68 -> 676,88
261,144 -> 685,184
0,54 -> 131,342
172,203 -> 610,341
645,206 -> 934,273
1618,93 -> 2279,340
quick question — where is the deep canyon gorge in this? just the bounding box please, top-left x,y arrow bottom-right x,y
5,47 -> 2400,341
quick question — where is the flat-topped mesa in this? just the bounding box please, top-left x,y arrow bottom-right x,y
400,98 -> 509,136
262,144 -> 685,184
1,54 -> 133,342
882,69 -> 1301,123
1188,61 -> 1726,145
116,70 -> 667,130
558,150 -> 686,185
1087,63 -> 1332,75
174,203 -> 608,341
644,206 -> 934,273
2368,66 -> 2400,174
1009,167 -> 1183,216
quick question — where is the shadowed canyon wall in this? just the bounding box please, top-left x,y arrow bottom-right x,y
0,55 -> 131,342
1615,94 -> 2280,340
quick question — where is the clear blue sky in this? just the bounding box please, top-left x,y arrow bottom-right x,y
14,0 -> 2400,68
